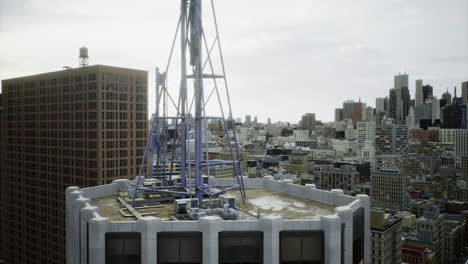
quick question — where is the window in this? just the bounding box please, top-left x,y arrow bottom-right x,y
105,232 -> 141,264
219,231 -> 263,264
353,208 -> 364,264
157,232 -> 202,264
280,231 -> 323,264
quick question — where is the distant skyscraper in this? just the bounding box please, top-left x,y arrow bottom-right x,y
414,105 -> 432,128
253,116 -> 258,126
335,108 -> 344,122
375,98 -> 387,113
244,115 -> 251,126
441,89 -> 452,106
425,98 -> 440,124
415,79 -> 423,106
394,73 -> 410,124
422,85 -> 433,102
301,113 -> 316,132
375,124 -> 409,156
0,65 -> 148,264
462,81 -> 468,105
389,88 -> 397,119
357,121 -> 376,157
442,88 -> 466,129
366,106 -> 375,122
342,100 -> 365,127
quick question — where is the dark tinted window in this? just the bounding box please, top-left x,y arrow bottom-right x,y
280,231 -> 323,264
105,232 -> 141,264
353,208 -> 364,264
219,231 -> 263,264
158,232 -> 202,264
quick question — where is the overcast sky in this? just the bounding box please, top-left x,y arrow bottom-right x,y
1,0 -> 467,122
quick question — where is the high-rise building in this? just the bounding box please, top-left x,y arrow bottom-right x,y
244,115 -> 251,126
441,89 -> 452,106
415,79 -> 423,106
439,129 -> 468,158
0,65 -> 148,264
370,210 -> 402,264
389,88 -> 397,119
425,98 -> 440,124
375,124 -> 409,156
422,85 -> 433,102
66,177 -> 371,264
462,81 -> 468,105
375,97 -> 387,113
394,73 -> 411,124
335,108 -> 343,122
318,166 -> 359,191
413,105 -> 432,128
357,121 -> 376,157
301,113 -> 316,132
371,169 -> 410,210
342,100 -> 365,127
462,156 -> 468,177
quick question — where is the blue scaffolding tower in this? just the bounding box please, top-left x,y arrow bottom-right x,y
132,0 -> 246,206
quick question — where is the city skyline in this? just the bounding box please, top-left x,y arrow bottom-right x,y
1,0 -> 467,122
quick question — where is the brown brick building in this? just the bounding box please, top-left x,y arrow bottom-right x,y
0,65 -> 148,263
410,129 -> 439,146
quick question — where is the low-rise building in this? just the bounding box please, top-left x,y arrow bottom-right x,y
370,210 -> 402,264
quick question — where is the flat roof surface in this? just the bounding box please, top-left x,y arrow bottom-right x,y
228,188 -> 335,220
91,188 -> 336,221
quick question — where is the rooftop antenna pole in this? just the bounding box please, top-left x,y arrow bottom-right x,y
190,0 -> 205,202
180,0 -> 188,195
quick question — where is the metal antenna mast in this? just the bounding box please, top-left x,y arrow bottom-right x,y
131,0 -> 246,206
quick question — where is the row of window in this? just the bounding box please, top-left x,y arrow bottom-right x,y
105,231 -> 324,264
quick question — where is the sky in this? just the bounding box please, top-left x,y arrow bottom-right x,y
1,0 -> 467,123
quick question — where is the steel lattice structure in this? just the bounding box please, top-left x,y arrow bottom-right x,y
132,0 -> 246,206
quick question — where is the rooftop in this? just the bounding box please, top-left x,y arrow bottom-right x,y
91,187 -> 336,221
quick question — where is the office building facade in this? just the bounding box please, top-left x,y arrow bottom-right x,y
370,169 -> 410,210
0,65 -> 148,263
66,177 -> 371,264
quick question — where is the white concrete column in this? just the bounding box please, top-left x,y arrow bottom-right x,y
198,216 -> 222,264
357,194 -> 371,264
137,216 -> 160,264
88,216 -> 110,264
79,205 -> 99,264
69,192 -> 89,264
65,187 -> 80,264
336,206 -> 353,264
259,215 -> 282,264
321,214 -> 342,264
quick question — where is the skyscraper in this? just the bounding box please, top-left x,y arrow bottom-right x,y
301,112 -> 316,132
357,121 -> 376,157
371,169 -> 410,210
244,115 -> 251,126
335,108 -> 344,122
375,97 -> 387,113
441,89 -> 452,106
394,73 -> 410,124
422,85 -> 433,102
342,100 -> 365,127
375,124 -> 409,156
462,81 -> 468,105
389,88 -> 397,119
415,79 -> 423,106
0,65 -> 148,264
